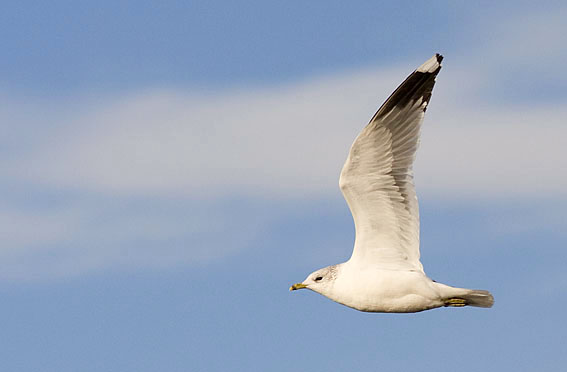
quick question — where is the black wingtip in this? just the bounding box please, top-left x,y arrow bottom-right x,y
369,54 -> 443,123
416,54 -> 443,73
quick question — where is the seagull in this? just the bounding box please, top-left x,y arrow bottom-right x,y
290,54 -> 494,313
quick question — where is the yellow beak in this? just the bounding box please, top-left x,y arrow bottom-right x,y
289,283 -> 308,291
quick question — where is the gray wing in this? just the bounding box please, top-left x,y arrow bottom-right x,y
339,54 -> 443,272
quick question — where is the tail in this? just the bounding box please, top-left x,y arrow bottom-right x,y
444,289 -> 494,308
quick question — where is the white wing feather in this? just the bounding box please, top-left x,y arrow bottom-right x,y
340,54 -> 442,272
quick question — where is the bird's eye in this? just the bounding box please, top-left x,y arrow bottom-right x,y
314,276 -> 323,282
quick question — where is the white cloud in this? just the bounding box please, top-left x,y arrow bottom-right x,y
417,105 -> 567,199
5,58 -> 566,201
0,196 -> 274,281
5,69 -> 401,198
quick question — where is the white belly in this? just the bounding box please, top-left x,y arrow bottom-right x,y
328,266 -> 443,313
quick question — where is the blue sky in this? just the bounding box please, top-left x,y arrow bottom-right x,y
2,1 -> 567,371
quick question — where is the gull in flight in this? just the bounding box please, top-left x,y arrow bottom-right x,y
290,54 -> 494,313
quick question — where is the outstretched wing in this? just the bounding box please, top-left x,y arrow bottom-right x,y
339,54 -> 442,272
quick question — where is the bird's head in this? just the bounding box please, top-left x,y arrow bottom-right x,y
289,265 -> 338,295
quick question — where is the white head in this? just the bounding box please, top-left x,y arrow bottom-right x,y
289,265 -> 338,297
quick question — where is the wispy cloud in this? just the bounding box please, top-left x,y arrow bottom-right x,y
5,60 -> 566,200
0,192 -> 275,281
